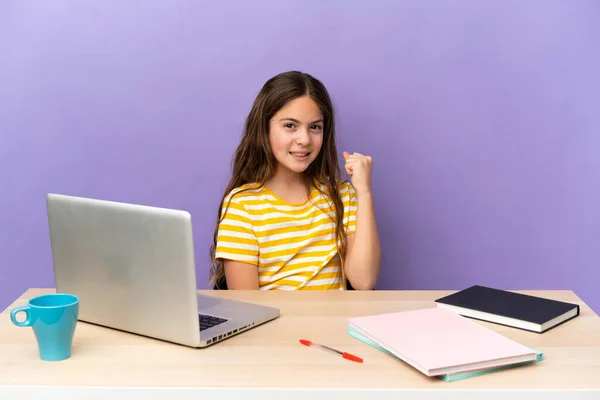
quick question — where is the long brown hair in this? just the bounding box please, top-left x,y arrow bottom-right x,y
209,71 -> 348,288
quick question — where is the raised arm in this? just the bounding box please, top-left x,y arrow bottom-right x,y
341,152 -> 381,290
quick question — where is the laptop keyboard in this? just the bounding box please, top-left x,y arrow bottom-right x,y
199,314 -> 227,331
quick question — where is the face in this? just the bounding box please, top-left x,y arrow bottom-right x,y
269,95 -> 324,176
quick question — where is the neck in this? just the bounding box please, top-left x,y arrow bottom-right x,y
266,166 -> 310,192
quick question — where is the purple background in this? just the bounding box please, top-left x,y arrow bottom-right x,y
1,1 -> 599,313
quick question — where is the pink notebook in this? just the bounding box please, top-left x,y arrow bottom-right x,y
348,307 -> 537,376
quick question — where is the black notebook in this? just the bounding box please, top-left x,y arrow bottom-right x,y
434,285 -> 580,333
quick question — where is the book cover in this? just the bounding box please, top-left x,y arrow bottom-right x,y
347,326 -> 544,382
347,307 -> 537,377
435,285 -> 580,333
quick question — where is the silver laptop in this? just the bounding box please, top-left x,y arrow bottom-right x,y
46,193 -> 279,348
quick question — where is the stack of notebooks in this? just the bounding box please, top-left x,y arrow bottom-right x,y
347,307 -> 543,382
347,285 -> 580,382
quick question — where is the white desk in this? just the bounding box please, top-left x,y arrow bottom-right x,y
1,288 -> 599,399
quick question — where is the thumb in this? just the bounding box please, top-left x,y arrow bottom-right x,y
343,151 -> 349,160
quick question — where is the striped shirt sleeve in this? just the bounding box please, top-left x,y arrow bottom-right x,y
342,182 -> 358,235
214,196 -> 259,266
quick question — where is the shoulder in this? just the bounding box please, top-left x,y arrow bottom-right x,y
314,179 -> 355,197
223,182 -> 265,205
219,183 -> 265,220
339,180 -> 355,196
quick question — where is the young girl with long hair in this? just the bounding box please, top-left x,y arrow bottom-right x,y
209,71 -> 380,290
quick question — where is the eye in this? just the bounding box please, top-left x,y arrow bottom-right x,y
284,123 -> 296,129
311,125 -> 323,131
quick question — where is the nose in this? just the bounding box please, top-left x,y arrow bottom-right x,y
295,128 -> 310,146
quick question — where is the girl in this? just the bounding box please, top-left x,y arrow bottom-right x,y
209,71 -> 380,290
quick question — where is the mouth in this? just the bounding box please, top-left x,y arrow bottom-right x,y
290,152 -> 310,160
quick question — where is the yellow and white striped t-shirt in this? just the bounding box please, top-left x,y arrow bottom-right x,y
215,181 -> 357,290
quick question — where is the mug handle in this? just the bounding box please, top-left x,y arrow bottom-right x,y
10,306 -> 32,327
